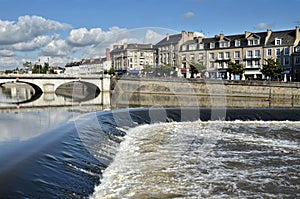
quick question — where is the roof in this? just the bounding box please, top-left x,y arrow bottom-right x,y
111,43 -> 154,53
155,33 -> 182,46
265,29 -> 296,46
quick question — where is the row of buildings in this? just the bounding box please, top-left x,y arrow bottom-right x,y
65,26 -> 300,81
110,26 -> 300,81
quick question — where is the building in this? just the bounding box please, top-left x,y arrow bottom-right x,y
177,27 -> 300,80
65,48 -> 111,75
155,31 -> 194,75
110,43 -> 155,75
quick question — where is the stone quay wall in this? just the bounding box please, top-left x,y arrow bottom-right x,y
111,77 -> 300,108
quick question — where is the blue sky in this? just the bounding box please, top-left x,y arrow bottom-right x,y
0,0 -> 299,69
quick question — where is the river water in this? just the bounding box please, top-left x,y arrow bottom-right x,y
0,83 -> 299,198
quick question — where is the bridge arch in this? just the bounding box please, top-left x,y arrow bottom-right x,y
55,80 -> 100,102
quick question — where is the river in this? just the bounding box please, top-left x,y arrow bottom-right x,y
0,82 -> 299,198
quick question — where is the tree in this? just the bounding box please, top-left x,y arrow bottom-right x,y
228,61 -> 245,80
260,58 -> 283,80
159,63 -> 174,76
108,67 -> 115,75
189,61 -> 206,78
142,64 -> 154,73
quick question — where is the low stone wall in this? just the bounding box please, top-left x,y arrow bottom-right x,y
111,77 -> 300,108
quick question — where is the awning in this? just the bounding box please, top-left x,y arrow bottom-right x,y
128,70 -> 140,74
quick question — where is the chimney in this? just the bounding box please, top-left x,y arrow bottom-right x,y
265,29 -> 272,45
245,31 -> 251,38
188,31 -> 194,40
182,30 -> 187,42
166,33 -> 170,41
197,36 -> 203,43
113,44 -> 118,50
295,26 -> 300,45
220,33 -> 224,40
106,48 -> 111,61
123,42 -> 127,49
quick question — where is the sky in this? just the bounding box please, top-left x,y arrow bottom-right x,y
0,0 -> 299,69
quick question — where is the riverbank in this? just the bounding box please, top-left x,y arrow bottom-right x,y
111,77 -> 300,108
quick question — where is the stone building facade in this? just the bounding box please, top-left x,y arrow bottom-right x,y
110,43 -> 155,74
178,27 -> 300,80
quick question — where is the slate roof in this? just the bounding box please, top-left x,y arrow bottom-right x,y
265,29 -> 296,46
155,34 -> 182,46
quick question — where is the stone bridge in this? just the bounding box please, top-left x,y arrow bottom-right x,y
0,74 -> 111,93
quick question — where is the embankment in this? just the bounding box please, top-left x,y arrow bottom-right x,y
111,77 -> 300,108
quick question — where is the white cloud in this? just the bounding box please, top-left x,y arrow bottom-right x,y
0,15 -> 71,45
11,35 -> 54,51
0,49 -> 15,57
254,22 -> 273,30
182,12 -> 195,19
41,39 -> 74,57
0,15 -> 177,69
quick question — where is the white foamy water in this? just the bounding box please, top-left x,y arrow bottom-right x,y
91,121 -> 300,199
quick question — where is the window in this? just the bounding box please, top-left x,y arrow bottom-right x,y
190,54 -> 195,60
181,54 -> 186,60
209,62 -> 214,68
284,57 -> 290,65
246,60 -> 252,68
189,44 -> 197,51
199,43 -> 204,49
255,50 -> 260,57
218,52 -> 224,59
182,45 -> 187,51
275,38 -> 282,45
234,51 -> 240,58
199,53 -> 204,60
220,42 -> 229,48
247,50 -> 253,58
210,42 -> 215,49
225,52 -> 230,59
248,39 -> 260,46
276,48 -> 281,56
254,60 -> 260,67
235,40 -> 241,47
296,57 -> 300,64
267,49 -> 272,56
284,47 -> 290,55
209,53 -> 215,60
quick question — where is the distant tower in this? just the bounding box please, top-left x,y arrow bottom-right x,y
106,48 -> 111,61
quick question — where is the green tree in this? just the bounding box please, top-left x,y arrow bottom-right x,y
159,63 -> 174,76
228,61 -> 245,80
189,61 -> 206,78
108,67 -> 115,75
260,58 -> 283,80
142,64 -> 154,73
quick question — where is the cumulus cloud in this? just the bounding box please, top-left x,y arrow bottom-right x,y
0,49 -> 15,57
41,39 -> 74,57
0,15 -> 176,68
11,35 -> 54,51
0,15 -> 71,45
254,22 -> 274,30
182,12 -> 195,19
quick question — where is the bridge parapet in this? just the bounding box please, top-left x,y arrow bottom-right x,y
0,74 -> 111,93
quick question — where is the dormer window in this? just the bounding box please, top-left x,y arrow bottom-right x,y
248,39 -> 260,46
182,45 -> 187,51
220,41 -> 230,48
189,44 -> 197,51
275,38 -> 282,45
235,40 -> 241,47
210,42 -> 215,49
